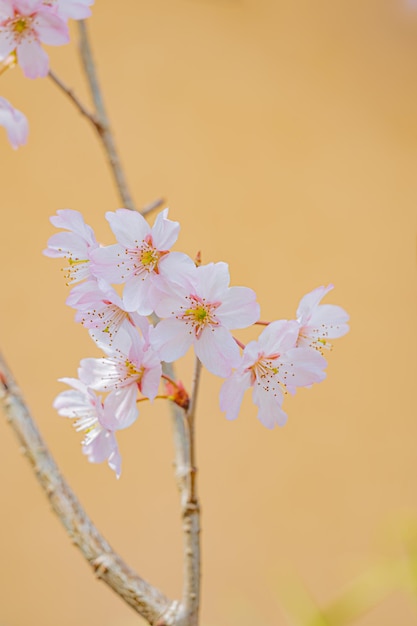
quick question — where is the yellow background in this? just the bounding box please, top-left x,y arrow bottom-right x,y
1,1 -> 417,624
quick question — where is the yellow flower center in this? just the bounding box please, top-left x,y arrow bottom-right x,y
11,16 -> 32,35
180,295 -> 220,338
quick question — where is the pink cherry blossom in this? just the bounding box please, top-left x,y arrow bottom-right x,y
42,0 -> 93,20
43,209 -> 99,284
90,208 -> 193,315
151,261 -> 260,377
67,280 -> 149,348
0,0 -> 69,79
220,320 -> 327,429
296,285 -> 349,353
0,96 -> 28,148
53,377 -> 138,478
79,328 -> 162,418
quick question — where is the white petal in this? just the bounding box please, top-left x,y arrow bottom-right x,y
219,371 -> 251,421
151,208 -> 180,249
217,286 -> 260,329
296,285 -> 333,324
106,209 -> 149,248
150,317 -> 193,362
194,326 -> 240,377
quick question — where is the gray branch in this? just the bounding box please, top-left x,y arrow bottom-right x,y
0,352 -> 180,625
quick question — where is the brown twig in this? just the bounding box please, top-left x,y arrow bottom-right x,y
48,69 -> 99,128
0,351 -> 178,625
77,20 -> 136,212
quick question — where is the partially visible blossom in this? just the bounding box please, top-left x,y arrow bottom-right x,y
0,0 -> 69,79
67,280 -> 148,348
0,96 -> 28,148
220,320 -> 327,429
296,285 -> 349,353
43,209 -> 99,284
53,377 -> 138,478
42,0 -> 93,20
90,208 -> 193,315
151,261 -> 260,377
79,328 -> 162,418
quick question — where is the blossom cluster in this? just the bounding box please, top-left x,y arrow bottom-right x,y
0,0 -> 94,148
45,208 -> 349,477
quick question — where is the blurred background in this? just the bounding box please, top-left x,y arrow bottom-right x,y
1,1 -> 417,624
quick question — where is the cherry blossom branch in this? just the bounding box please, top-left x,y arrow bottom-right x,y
49,18 -> 201,624
77,20 -> 136,212
0,351 -> 179,626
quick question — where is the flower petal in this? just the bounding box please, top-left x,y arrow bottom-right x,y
194,326 -> 240,377
17,38 -> 49,78
150,317 -> 194,362
217,286 -> 260,329
219,371 -> 251,421
106,208 -> 149,248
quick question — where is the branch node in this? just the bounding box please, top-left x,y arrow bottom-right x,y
91,553 -> 112,577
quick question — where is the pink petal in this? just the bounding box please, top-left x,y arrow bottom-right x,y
308,304 -> 350,338
283,348 -> 327,392
123,274 -> 154,314
296,285 -> 333,324
0,97 -> 28,149
196,262 -> 230,300
219,371 -> 251,421
17,38 -> 49,78
150,317 -> 194,362
217,286 -> 260,330
0,0 -> 14,13
15,0 -> 40,11
194,326 -> 240,377
107,447 -> 121,479
101,387 -> 138,431
0,32 -> 16,61
257,320 -> 299,354
253,385 -> 288,429
34,9 -> 69,45
140,356 -> 162,401
43,231 -> 90,258
50,209 -> 96,242
90,244 -> 127,283
151,208 -> 180,250
106,208 -> 150,248
54,0 -> 93,19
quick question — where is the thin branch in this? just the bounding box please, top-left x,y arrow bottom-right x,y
141,197 -> 166,217
181,357 -> 202,626
77,20 -> 136,212
162,361 -> 190,509
48,70 -> 99,128
0,351 -> 179,626
186,357 -> 202,504
49,66 -> 164,219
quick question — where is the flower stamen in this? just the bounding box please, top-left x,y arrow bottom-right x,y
179,294 -> 220,338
